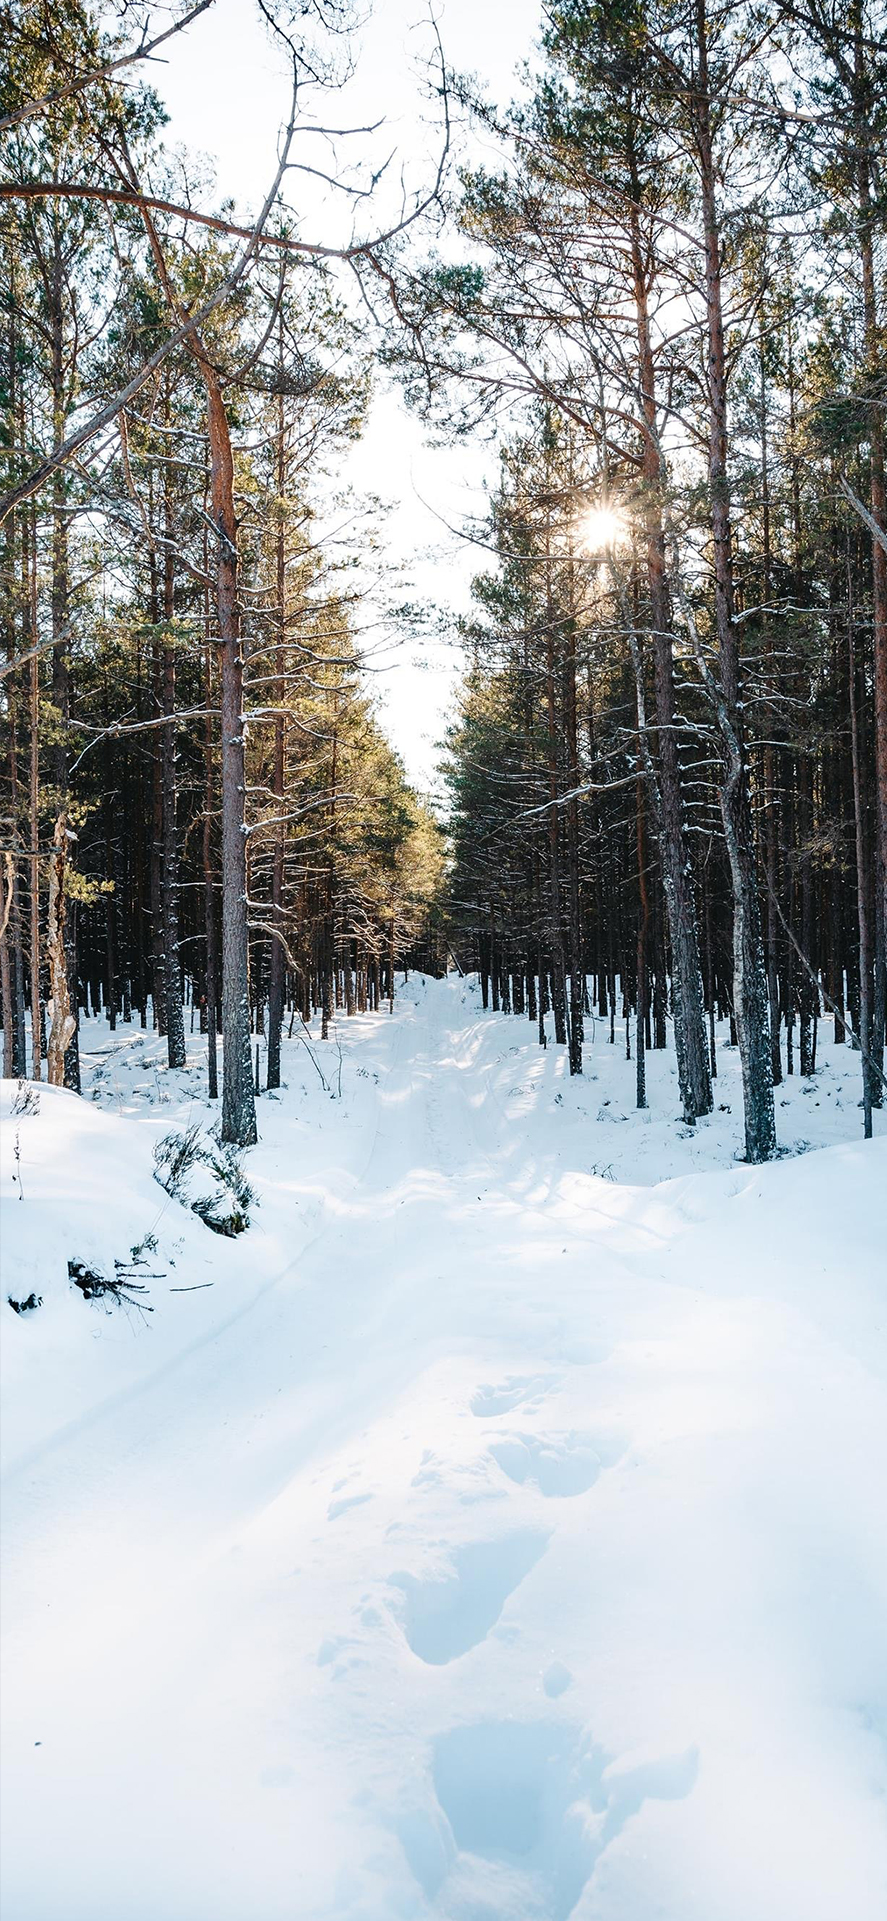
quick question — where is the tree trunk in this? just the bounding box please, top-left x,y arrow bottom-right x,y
544,541 -> 568,1046
161,484 -> 186,1068
853,11 -> 887,1090
205,367 -> 256,1146
848,556 -> 874,1137
563,591 -> 584,1074
46,814 -> 75,1086
203,639 -> 219,1101
636,763 -> 648,1110
45,223 -> 81,1094
628,192 -> 712,1122
29,559 -> 41,1077
692,0 -> 775,1160
266,361 -> 287,1091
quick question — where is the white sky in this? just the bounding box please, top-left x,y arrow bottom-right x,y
150,0 -> 543,791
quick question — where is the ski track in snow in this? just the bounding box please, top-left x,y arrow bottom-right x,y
2,976 -> 887,1921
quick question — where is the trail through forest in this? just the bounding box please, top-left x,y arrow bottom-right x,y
2,978 -> 886,1921
4,1 -> 887,1911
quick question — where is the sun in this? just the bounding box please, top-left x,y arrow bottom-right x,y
578,505 -> 626,554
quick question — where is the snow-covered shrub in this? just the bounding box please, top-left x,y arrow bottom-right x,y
191,1144 -> 256,1237
153,1124 -> 203,1199
205,1142 -> 256,1214
190,1192 -> 248,1237
153,1126 -> 256,1235
12,1081 -> 39,1118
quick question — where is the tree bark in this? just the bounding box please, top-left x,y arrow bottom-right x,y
29,546 -> 41,1078
853,8 -> 887,1087
161,452 -> 186,1068
563,571 -> 584,1073
691,0 -> 775,1160
266,347 -> 287,1091
848,550 -> 874,1137
46,813 -> 75,1086
205,368 -> 257,1145
544,535 -> 567,1046
628,191 -> 712,1121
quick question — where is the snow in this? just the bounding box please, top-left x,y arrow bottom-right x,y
2,977 -> 886,1920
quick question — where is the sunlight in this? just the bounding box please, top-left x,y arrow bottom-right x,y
578,504 -> 627,554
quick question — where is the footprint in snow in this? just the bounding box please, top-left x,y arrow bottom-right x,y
316,1634 -> 371,1680
399,1719 -> 698,1919
489,1431 -> 602,1498
470,1374 -> 555,1417
543,1660 -> 572,1698
411,1449 -> 443,1488
327,1490 -> 373,1521
389,1529 -> 548,1665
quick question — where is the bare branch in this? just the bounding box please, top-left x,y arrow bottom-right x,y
839,476 -> 887,557
0,1 -> 216,133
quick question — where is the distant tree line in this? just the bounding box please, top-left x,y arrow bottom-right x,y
385,0 -> 885,1160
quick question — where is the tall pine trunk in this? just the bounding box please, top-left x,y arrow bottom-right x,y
205,368 -> 256,1146
266,356 -> 287,1091
692,0 -> 775,1160
161,451 -> 186,1069
629,193 -> 712,1122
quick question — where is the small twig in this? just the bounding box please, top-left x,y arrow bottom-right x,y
297,1014 -> 330,1093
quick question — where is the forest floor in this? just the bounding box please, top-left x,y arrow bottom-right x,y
2,975 -> 886,1921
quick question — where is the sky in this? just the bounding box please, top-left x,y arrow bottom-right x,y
149,0 -> 544,792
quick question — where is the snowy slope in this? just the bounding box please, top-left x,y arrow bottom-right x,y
2,978 -> 886,1921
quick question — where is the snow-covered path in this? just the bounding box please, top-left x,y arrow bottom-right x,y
2,977 -> 887,1921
